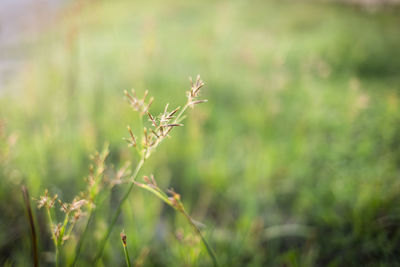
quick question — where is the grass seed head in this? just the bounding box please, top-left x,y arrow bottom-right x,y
120,231 -> 127,247
35,189 -> 58,209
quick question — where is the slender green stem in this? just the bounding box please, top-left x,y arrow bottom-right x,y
181,211 -> 219,267
134,182 -> 170,204
45,204 -> 61,266
93,158 -> 144,263
56,246 -> 61,267
122,243 -> 131,267
137,183 -> 218,266
46,207 -> 57,246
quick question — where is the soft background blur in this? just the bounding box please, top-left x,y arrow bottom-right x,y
1,0 -> 400,266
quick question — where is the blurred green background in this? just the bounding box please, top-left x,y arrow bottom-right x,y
1,0 -> 400,266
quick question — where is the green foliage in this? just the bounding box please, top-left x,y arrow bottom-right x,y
1,0 -> 400,266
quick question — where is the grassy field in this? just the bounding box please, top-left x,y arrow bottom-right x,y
1,0 -> 400,266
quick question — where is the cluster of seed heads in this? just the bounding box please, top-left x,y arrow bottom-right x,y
34,144 -> 116,245
59,198 -> 86,213
124,75 -> 207,160
35,190 -> 87,243
33,75 -> 213,266
36,189 -> 58,209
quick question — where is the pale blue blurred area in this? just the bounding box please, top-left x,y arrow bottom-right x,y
0,0 -> 66,87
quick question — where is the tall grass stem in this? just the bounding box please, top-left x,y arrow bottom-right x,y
182,211 -> 219,267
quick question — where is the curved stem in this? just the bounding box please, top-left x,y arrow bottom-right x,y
136,182 -> 218,266
181,211 -> 219,267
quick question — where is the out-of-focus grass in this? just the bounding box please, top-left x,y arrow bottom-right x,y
1,0 -> 400,266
